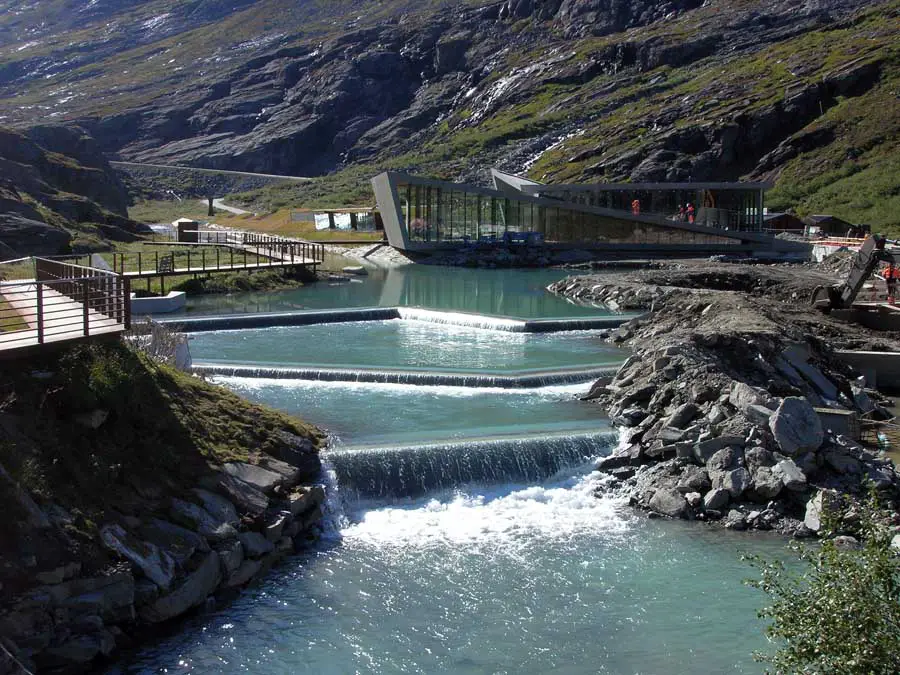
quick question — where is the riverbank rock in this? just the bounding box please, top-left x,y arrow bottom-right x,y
139,552 -> 222,623
769,397 -> 824,456
551,265 -> 900,536
648,488 -> 688,518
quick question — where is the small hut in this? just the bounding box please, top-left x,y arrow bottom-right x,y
173,218 -> 200,243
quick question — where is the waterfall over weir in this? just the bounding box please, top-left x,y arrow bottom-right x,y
325,430 -> 617,503
194,363 -> 618,388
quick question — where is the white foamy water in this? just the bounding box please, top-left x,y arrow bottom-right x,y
213,375 -> 591,399
342,471 -> 630,552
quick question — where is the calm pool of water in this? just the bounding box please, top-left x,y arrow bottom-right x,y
183,265 -> 609,319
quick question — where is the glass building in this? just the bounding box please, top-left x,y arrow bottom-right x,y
372,170 -> 796,255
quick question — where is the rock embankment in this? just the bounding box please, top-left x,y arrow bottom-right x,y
550,264 -> 900,536
0,343 -> 328,674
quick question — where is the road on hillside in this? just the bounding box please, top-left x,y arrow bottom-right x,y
110,161 -> 310,182
198,198 -> 252,215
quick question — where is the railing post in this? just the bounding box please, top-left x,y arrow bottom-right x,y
82,280 -> 90,336
138,251 -> 142,274
187,250 -> 191,272
124,277 -> 131,329
202,249 -> 206,270
216,248 -> 220,269
36,282 -> 44,344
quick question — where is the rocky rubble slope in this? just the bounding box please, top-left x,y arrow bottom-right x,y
550,264 -> 900,536
0,342 -> 327,674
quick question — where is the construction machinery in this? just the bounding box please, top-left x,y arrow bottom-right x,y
811,234 -> 895,312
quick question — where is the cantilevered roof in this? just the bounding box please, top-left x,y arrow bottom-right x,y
523,180 -> 773,193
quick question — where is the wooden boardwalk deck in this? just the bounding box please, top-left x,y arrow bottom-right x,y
0,282 -> 125,355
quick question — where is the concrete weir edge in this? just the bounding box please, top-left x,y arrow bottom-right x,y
157,307 -> 635,333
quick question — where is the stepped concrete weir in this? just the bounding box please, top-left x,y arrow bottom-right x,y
325,430 -> 617,501
161,307 -> 634,333
192,363 -> 620,388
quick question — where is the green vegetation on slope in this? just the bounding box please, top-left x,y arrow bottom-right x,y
0,341 -> 323,533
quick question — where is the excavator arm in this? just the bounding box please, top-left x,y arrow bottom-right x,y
812,235 -> 894,311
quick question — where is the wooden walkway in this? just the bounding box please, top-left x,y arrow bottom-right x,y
0,282 -> 125,354
121,256 -> 318,280
108,236 -> 324,281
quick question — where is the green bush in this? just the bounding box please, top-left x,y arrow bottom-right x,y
746,493 -> 900,674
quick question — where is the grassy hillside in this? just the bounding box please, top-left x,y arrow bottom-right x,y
0,340 -> 323,575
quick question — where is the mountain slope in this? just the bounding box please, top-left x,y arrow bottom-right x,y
0,0 -> 898,228
0,126 -> 146,256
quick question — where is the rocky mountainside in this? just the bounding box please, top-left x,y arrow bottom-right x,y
0,126 -> 146,257
0,0 -> 897,225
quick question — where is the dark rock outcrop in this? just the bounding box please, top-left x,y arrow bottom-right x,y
0,126 -> 147,256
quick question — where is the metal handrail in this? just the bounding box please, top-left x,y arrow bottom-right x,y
1,263 -> 130,347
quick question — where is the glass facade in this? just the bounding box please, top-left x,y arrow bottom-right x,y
534,186 -> 764,232
396,180 -> 740,247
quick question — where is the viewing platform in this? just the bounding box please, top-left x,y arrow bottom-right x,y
0,258 -> 130,357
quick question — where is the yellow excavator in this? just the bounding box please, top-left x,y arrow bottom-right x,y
811,234 -> 895,312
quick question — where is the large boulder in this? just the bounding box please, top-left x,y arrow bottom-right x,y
222,462 -> 284,494
744,447 -> 774,476
749,466 -> 782,501
169,498 -> 238,542
729,382 -> 773,414
821,447 -> 861,475
139,552 -> 222,623
238,531 -> 275,558
216,539 -> 244,578
703,488 -> 730,510
711,468 -> 751,499
768,397 -> 823,456
706,447 -> 742,473
804,489 -> 839,533
648,488 -> 688,518
203,472 -> 269,518
192,488 -> 240,527
772,458 -> 808,491
693,435 -> 744,464
100,524 -> 176,590
140,519 -> 210,565
675,465 -> 710,494
664,402 -> 699,429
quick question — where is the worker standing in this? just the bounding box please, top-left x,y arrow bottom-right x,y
631,199 -> 640,215
887,264 -> 898,304
687,203 -> 695,224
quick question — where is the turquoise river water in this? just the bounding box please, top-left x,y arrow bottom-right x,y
112,264 -> 787,673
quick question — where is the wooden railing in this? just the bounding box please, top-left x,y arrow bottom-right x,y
0,259 -> 130,348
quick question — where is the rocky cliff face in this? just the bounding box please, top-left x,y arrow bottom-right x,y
0,0 -> 896,223
0,126 -> 145,256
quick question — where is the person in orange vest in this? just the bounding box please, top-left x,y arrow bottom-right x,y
687,203 -> 695,224
886,263 -> 898,303
631,198 -> 640,215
